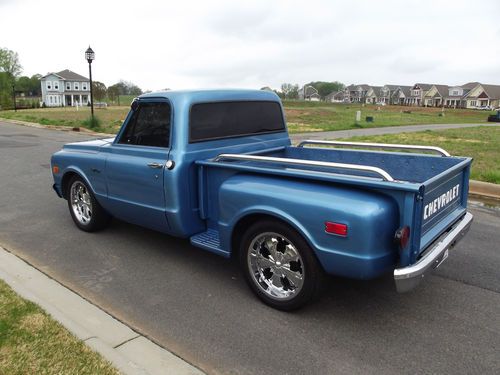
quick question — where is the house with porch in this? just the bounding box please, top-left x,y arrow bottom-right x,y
422,85 -> 449,107
40,69 -> 90,107
405,83 -> 433,106
324,91 -> 345,102
389,86 -> 411,105
462,83 -> 500,109
343,84 -> 371,103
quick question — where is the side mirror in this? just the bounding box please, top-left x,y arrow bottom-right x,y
131,98 -> 140,111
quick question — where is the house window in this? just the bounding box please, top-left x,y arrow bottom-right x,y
46,81 -> 52,90
74,82 -> 79,90
66,82 -> 71,90
54,81 -> 59,90
82,83 -> 87,90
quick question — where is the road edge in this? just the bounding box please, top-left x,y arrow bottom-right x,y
0,246 -> 204,375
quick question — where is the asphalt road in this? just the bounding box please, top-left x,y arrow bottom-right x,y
1,121 -> 499,375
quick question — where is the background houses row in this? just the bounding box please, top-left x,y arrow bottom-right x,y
299,82 -> 500,109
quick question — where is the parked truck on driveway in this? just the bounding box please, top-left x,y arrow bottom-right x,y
51,89 -> 473,310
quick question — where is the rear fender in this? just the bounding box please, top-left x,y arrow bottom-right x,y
217,174 -> 399,279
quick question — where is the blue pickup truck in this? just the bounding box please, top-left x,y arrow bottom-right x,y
51,89 -> 473,310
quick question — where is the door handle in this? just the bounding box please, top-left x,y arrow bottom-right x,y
147,162 -> 164,169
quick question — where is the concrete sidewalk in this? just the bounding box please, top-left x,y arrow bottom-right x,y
0,246 -> 204,375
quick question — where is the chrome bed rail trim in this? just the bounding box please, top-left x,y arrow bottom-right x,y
213,153 -> 395,182
297,140 -> 450,157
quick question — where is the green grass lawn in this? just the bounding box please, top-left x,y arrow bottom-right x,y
340,126 -> 500,184
283,100 -> 493,133
0,101 -> 494,135
0,280 -> 118,374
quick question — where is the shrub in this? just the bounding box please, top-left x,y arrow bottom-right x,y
82,116 -> 101,130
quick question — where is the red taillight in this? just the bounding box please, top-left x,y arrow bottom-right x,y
325,222 -> 348,237
395,226 -> 410,249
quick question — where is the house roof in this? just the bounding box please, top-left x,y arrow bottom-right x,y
433,85 -> 449,98
56,69 -> 89,81
481,84 -> 500,99
461,82 -> 480,90
413,83 -> 433,91
41,69 -> 89,81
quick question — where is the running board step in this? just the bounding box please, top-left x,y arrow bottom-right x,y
190,229 -> 229,257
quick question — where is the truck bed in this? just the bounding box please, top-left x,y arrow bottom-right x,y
197,141 -> 472,269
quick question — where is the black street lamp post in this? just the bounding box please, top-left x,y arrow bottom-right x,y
12,83 -> 17,112
85,46 -> 95,119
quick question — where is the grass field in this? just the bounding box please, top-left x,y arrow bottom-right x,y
341,126 -> 500,184
0,101 -> 494,135
0,280 -> 118,374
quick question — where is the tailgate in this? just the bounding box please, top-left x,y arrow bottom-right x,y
418,158 -> 472,254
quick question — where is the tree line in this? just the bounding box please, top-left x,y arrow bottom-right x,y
0,47 -> 143,109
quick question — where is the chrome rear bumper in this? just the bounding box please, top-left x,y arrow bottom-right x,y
394,212 -> 473,293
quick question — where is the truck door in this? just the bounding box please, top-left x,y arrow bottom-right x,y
105,99 -> 171,232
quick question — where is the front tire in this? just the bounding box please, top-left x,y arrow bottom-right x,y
239,219 -> 324,311
67,176 -> 110,232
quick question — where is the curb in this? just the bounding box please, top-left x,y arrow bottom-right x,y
469,180 -> 500,200
0,117 -> 113,137
0,247 -> 204,375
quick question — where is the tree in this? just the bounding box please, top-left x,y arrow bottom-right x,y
107,80 -> 143,96
0,47 -> 22,77
107,84 -> 120,102
92,81 -> 107,101
15,74 -> 41,96
280,83 -> 299,100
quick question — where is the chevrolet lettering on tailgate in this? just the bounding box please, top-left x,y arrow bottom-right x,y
423,184 -> 460,220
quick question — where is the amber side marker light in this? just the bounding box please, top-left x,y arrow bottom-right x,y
52,165 -> 60,174
325,221 -> 348,237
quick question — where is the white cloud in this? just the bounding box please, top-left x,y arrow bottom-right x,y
1,0 -> 499,91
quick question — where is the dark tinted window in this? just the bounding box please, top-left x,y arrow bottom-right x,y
118,102 -> 171,147
190,101 -> 285,142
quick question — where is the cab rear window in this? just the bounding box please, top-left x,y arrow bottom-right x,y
189,101 -> 285,143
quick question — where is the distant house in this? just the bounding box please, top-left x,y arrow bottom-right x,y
298,85 -> 320,101
462,83 -> 500,109
390,86 -> 412,105
40,69 -> 90,107
343,84 -> 370,103
364,86 -> 382,104
405,83 -> 433,106
423,85 -> 449,107
378,85 -> 400,104
324,91 -> 345,103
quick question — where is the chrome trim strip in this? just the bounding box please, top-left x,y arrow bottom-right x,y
394,212 -> 473,292
297,140 -> 451,157
213,153 -> 395,182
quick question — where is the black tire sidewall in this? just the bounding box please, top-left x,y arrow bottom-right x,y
239,219 -> 323,311
67,176 -> 108,232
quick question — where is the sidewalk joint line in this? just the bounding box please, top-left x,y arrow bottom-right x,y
113,334 -> 141,349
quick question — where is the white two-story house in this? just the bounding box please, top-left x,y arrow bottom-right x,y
41,69 -> 90,107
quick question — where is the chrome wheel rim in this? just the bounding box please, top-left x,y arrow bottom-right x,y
70,181 -> 92,225
248,232 -> 304,301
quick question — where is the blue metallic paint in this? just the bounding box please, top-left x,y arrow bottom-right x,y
51,89 -> 473,281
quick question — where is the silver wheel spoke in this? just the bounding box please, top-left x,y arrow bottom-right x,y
70,181 -> 93,225
248,232 -> 305,301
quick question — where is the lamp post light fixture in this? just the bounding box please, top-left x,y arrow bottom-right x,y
12,83 -> 17,112
85,46 -> 95,119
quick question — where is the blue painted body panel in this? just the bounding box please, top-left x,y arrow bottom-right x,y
51,89 -> 472,280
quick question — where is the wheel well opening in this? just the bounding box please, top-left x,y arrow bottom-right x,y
61,172 -> 78,199
231,213 -> 287,259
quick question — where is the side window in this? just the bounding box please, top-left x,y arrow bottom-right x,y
118,102 -> 171,148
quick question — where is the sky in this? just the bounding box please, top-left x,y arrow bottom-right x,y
1,0 -> 499,91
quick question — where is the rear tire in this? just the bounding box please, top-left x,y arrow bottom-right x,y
239,219 -> 324,311
67,175 -> 111,232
